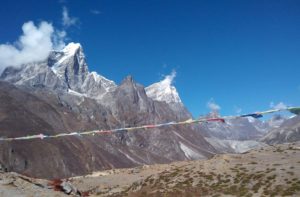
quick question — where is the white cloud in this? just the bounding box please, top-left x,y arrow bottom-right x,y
234,106 -> 242,114
52,30 -> 67,50
0,6 -> 79,74
207,99 -> 221,112
0,21 -> 66,73
270,102 -> 288,110
161,70 -> 176,86
90,9 -> 102,15
62,6 -> 78,28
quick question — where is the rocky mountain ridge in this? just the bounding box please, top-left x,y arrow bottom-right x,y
0,42 -> 298,180
262,115 -> 300,144
0,43 -> 217,179
197,112 -> 287,153
1,42 -> 116,101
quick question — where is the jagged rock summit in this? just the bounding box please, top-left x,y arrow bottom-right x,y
0,42 -> 217,179
1,42 -> 116,100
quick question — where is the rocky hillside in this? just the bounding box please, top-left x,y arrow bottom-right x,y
77,142 -> 300,197
262,115 -> 300,144
0,43 -> 217,179
0,79 -> 218,179
0,142 -> 299,197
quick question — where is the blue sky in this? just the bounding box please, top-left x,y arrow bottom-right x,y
0,0 -> 299,117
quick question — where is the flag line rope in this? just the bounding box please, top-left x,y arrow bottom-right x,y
0,107 -> 299,141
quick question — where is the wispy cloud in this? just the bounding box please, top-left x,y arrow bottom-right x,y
90,9 -> 102,15
234,106 -> 242,114
0,21 -> 66,74
0,6 -> 80,74
161,70 -> 176,86
270,101 -> 288,110
52,29 -> 67,50
62,6 -> 78,28
207,99 -> 221,112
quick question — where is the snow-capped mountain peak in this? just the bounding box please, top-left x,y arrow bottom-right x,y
50,42 -> 86,77
50,43 -> 117,98
0,42 -> 117,100
145,71 -> 182,104
62,42 -> 82,55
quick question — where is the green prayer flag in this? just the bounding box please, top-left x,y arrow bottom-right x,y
288,107 -> 300,115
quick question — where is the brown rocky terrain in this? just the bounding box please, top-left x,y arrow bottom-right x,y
1,142 -> 299,196
0,80 -> 216,179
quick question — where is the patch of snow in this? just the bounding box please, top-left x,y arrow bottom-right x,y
50,42 -> 84,78
288,115 -> 297,119
68,89 -> 86,97
91,71 -> 100,82
51,57 -> 66,74
179,142 -> 204,159
119,150 -> 143,165
173,131 -> 216,155
90,115 -> 95,120
62,42 -> 81,55
205,137 -> 266,153
247,117 -> 256,123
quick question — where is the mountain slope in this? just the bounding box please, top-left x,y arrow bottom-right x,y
3,41 -> 293,180
262,115 -> 300,144
197,113 -> 289,153
0,77 -> 216,179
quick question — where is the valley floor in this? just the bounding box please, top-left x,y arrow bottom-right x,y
1,142 -> 300,197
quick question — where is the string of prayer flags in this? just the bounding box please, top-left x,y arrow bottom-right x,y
240,113 -> 263,119
288,107 -> 300,115
0,107 -> 298,141
206,118 -> 226,123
